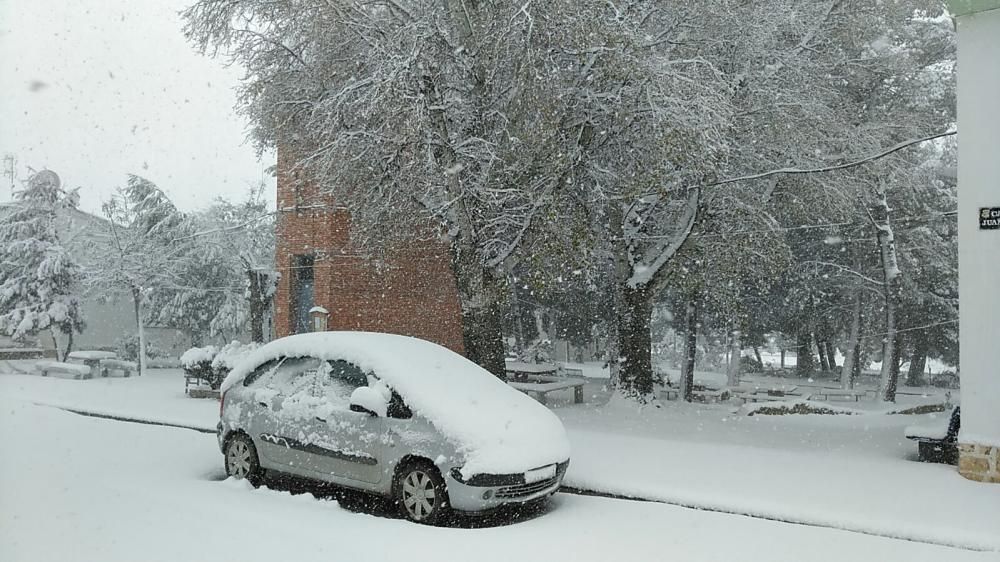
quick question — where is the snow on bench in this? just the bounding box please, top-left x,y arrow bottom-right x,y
509,378 -> 585,405
68,350 -> 118,361
505,361 -> 559,381
806,388 -> 868,402
99,359 -> 138,378
35,360 -> 93,380
906,407 -> 960,442
905,407 -> 961,463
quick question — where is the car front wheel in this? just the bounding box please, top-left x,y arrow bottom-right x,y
396,464 -> 449,524
225,433 -> 263,485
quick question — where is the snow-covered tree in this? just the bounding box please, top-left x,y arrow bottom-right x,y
0,169 -> 85,360
150,186 -> 276,344
183,0 -> 735,378
89,174 -> 188,374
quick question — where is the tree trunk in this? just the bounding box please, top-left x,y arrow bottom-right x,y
726,330 -> 741,387
248,269 -> 268,344
511,287 -> 525,354
448,256 -> 507,379
132,288 -> 147,376
825,341 -> 837,370
852,345 -> 864,383
615,284 -> 655,398
680,299 -> 698,402
780,348 -> 786,369
753,346 -> 763,369
796,331 -> 814,376
906,330 -> 929,387
889,333 -> 904,387
841,289 -> 862,389
874,182 -> 902,402
62,329 -> 74,362
817,340 -> 831,372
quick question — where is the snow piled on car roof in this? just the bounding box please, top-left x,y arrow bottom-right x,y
222,332 -> 570,476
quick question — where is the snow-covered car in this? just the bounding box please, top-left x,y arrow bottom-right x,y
216,332 -> 571,524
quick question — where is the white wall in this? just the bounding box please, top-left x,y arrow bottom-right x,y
957,8 -> 1000,445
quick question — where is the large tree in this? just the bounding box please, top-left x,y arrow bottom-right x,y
0,170 -> 85,360
183,0 -> 733,378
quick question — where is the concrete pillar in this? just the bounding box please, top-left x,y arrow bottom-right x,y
951,0 -> 1000,483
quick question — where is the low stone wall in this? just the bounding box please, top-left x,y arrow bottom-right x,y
958,444 -> 1000,483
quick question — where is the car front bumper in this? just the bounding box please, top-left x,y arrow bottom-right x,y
444,461 -> 569,514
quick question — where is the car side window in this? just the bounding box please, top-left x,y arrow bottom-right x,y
255,357 -> 321,395
242,358 -> 281,387
319,359 -> 369,411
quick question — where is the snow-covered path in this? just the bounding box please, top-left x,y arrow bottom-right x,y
2,397 -> 996,562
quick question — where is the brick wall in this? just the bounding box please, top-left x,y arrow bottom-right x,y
274,150 -> 465,354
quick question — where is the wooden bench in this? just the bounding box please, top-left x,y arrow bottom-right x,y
660,387 -> 680,401
505,361 -> 559,382
35,360 -> 94,380
100,358 -> 138,377
906,407 -> 960,464
185,373 -> 209,395
557,366 -> 585,378
807,388 -> 867,402
509,378 -> 586,405
691,388 -> 730,403
147,357 -> 181,369
732,392 -> 787,404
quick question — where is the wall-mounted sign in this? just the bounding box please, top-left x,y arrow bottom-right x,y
980,208 -> 1000,230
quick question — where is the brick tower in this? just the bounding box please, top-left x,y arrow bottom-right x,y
273,151 -> 464,353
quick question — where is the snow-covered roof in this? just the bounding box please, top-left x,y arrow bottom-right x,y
223,332 -> 570,476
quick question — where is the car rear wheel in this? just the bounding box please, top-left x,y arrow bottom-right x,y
396,463 -> 449,524
225,434 -> 263,485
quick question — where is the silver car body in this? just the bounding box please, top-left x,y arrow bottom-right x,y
217,353 -> 568,513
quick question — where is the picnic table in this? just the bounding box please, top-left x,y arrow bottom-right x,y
68,351 -> 118,377
508,376 -> 586,405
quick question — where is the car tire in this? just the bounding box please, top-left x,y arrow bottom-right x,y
395,462 -> 450,525
225,433 -> 264,485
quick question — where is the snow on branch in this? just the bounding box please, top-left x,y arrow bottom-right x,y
705,130 -> 957,188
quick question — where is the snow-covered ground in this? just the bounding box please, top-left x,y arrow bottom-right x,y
2,367 -> 998,560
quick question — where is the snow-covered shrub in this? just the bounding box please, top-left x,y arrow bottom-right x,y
745,400 -> 858,417
211,341 -> 260,378
181,345 -> 219,388
115,334 -> 168,362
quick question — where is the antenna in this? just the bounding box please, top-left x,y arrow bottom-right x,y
2,154 -> 15,198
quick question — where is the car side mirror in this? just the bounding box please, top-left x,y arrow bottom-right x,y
350,387 -> 388,417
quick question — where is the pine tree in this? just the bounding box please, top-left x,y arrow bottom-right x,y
0,170 -> 85,359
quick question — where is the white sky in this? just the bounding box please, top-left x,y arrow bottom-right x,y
0,0 -> 276,214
